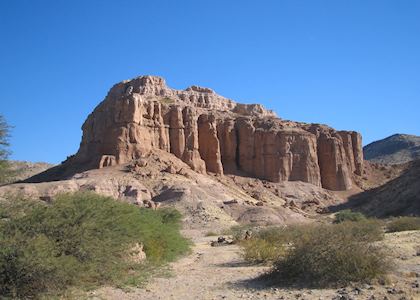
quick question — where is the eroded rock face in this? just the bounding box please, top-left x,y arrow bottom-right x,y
70,75 -> 363,191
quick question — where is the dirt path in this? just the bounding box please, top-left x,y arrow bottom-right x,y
96,236 -> 278,299
94,234 -> 420,300
95,236 -> 341,300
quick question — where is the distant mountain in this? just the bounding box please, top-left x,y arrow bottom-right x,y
363,134 -> 420,165
7,161 -> 54,183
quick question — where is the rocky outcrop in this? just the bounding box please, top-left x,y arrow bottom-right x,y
67,75 -> 363,191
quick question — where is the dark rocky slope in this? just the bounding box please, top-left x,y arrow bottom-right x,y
364,134 -> 420,165
331,159 -> 420,217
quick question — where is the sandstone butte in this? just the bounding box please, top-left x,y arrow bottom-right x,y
64,75 -> 363,191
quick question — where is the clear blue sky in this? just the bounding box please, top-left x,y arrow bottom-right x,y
1,1 -> 419,164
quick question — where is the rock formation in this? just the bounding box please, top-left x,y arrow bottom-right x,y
67,75 -> 363,191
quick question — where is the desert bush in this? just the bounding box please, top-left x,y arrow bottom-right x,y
334,209 -> 366,223
0,192 -> 190,298
241,220 -> 383,265
264,222 -> 390,287
240,225 -> 313,263
339,219 -> 384,242
386,216 -> 420,233
241,238 -> 285,263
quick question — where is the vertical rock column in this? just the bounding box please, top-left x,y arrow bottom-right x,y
253,129 -> 268,179
317,133 -> 352,190
114,94 -> 145,163
338,131 -> 357,174
169,106 -> 185,158
217,118 -> 238,173
152,102 -> 170,152
235,117 -> 256,175
198,114 -> 224,174
337,131 -> 364,176
286,133 -> 322,187
351,132 -> 364,176
182,107 -> 206,173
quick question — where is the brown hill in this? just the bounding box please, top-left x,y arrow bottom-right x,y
363,134 -> 420,165
1,161 -> 54,184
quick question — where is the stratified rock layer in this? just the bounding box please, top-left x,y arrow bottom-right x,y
71,75 -> 363,191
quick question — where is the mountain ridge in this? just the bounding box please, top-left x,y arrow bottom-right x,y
363,133 -> 420,165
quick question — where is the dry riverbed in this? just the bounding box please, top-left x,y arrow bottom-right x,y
92,231 -> 420,300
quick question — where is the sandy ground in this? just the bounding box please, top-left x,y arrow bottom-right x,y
91,231 -> 420,300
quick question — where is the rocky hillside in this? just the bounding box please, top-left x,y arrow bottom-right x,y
334,159 -> 420,217
31,75 -> 364,191
2,161 -> 54,183
363,134 -> 420,165
2,149 -> 332,231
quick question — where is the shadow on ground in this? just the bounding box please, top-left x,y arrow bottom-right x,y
328,160 -> 420,218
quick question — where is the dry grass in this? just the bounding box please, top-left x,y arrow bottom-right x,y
386,217 -> 420,233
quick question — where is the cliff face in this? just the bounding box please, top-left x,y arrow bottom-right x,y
72,75 -> 363,191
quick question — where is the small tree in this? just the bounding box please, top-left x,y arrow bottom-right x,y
0,115 -> 12,183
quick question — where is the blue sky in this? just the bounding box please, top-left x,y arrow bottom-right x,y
1,0 -> 419,163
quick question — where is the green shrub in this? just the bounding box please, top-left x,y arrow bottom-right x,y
0,195 -> 43,220
264,222 -> 390,287
334,209 -> 366,223
386,217 -> 420,233
256,225 -> 315,244
0,192 -> 190,298
241,238 -> 285,263
240,225 -> 312,264
241,220 -> 383,265
332,219 -> 384,243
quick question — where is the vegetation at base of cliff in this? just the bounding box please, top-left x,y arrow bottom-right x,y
241,220 -> 389,287
334,209 -> 366,223
0,192 -> 190,298
386,216 -> 420,232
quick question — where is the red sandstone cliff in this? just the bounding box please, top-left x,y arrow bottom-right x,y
72,75 -> 363,191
